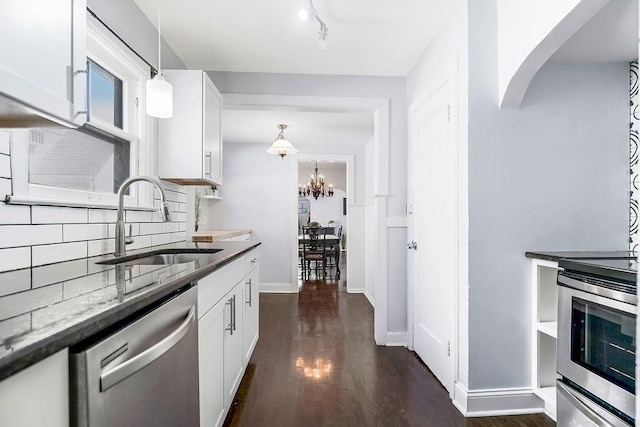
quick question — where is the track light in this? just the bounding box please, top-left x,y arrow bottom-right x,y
300,0 -> 328,49
318,24 -> 328,50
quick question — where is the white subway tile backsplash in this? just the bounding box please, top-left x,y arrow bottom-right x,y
32,259 -> 88,289
140,223 -> 162,235
171,212 -> 187,222
151,233 -> 171,247
178,222 -> 186,232
32,242 -> 87,266
0,224 -> 62,248
170,232 -> 187,243
0,203 -> 30,225
162,222 -> 180,233
0,269 -> 31,297
0,247 -> 30,271
88,209 -> 117,223
126,210 -> 154,223
63,223 -> 109,242
0,131 -> 9,155
87,239 -> 115,257
0,178 -> 11,197
63,271 -> 110,299
0,154 -> 10,179
128,235 -> 152,250
32,206 -> 88,224
0,283 -> 62,321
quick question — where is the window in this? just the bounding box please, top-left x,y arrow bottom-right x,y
10,13 -> 153,208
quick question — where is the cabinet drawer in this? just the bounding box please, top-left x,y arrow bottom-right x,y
198,259 -> 244,319
244,248 -> 260,275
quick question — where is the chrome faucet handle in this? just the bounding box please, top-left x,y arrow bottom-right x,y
125,223 -> 134,245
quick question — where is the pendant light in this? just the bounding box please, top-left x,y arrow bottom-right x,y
146,9 -> 173,118
267,124 -> 298,159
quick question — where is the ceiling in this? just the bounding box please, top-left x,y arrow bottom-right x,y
551,0 -> 638,62
132,0 -> 454,77
223,108 -> 374,146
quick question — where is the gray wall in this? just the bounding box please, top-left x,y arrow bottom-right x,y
467,0 -> 630,389
88,0 -> 185,70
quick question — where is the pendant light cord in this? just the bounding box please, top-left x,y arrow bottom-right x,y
157,9 -> 162,75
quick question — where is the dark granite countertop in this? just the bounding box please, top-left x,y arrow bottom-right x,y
525,250 -> 635,262
0,240 -> 260,381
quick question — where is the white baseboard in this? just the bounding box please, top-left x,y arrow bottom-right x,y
453,383 -> 544,417
259,282 -> 297,293
363,289 -> 375,308
385,332 -> 407,347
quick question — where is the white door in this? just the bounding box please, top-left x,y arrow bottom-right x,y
409,78 -> 456,395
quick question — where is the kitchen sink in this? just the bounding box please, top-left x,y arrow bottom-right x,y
97,249 -> 223,266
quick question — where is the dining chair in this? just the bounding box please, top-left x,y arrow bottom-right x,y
301,226 -> 329,280
325,225 -> 342,278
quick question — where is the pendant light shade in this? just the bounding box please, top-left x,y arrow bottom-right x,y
267,124 -> 298,159
146,9 -> 173,118
146,74 -> 173,118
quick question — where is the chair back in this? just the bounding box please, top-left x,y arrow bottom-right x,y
302,226 -> 328,258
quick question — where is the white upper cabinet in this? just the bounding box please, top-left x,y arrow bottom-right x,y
0,0 -> 87,127
158,70 -> 223,186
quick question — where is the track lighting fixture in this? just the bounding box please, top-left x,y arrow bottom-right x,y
299,0 -> 328,50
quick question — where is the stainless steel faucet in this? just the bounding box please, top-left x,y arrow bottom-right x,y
115,176 -> 172,257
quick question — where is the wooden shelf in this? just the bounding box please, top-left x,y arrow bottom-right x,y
537,321 -> 557,339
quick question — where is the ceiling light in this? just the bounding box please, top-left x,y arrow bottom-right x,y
267,124 -> 298,159
146,9 -> 173,118
298,162 -> 334,199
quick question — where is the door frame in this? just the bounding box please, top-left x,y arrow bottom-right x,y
407,63 -> 461,397
293,154 -> 355,290
223,94 -> 391,345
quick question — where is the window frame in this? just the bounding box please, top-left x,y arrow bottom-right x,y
9,13 -> 154,210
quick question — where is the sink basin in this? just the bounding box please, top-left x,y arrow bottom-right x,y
97,249 -> 223,266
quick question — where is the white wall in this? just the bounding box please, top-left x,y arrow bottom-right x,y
303,189 -> 347,232
467,0 -> 629,391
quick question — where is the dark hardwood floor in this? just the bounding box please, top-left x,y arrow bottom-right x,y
225,255 -> 554,427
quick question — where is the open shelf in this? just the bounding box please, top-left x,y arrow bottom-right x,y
201,195 -> 221,200
537,321 -> 557,339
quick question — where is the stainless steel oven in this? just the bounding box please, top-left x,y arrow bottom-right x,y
557,258 -> 636,426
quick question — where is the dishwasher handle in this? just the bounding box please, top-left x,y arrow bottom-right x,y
100,306 -> 196,391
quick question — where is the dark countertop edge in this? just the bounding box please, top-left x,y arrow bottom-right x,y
0,241 -> 261,381
525,251 -> 635,262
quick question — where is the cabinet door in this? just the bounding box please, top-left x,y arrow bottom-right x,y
199,302 -> 225,427
242,266 -> 260,364
203,74 -> 223,185
0,349 -> 69,427
0,0 -> 86,126
223,284 -> 244,406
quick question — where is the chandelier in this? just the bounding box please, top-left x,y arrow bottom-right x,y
298,162 -> 334,200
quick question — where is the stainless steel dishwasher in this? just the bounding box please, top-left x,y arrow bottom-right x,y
70,286 -> 199,427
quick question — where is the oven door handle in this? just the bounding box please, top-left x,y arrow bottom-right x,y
557,381 -> 621,427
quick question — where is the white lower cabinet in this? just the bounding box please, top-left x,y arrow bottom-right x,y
242,264 -> 259,364
198,248 -> 260,427
198,299 -> 226,427
0,349 -> 69,427
222,283 -> 244,406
